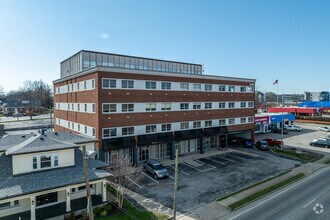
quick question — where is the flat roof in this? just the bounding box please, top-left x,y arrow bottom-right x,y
54,66 -> 256,84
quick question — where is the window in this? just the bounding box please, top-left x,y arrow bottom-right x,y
32,154 -> 58,170
78,124 -> 80,131
84,126 -> 87,134
146,125 -> 157,133
145,81 -> 156,89
219,119 -> 226,126
77,83 -> 80,91
103,104 -> 116,113
241,118 -> 247,123
205,103 -> 212,109
92,104 -> 95,113
122,104 -> 134,112
84,81 -> 87,90
68,103 -> 70,110
32,156 -> 37,170
91,79 -> 95,89
228,118 -> 235,125
193,84 -> 201,91
68,85 -> 70,92
248,117 -> 254,123
180,122 -> 189,129
205,84 -> 212,91
72,103 -> 74,111
78,104 -> 80,111
248,102 -> 254,108
193,102 -> 201,110
241,102 -> 246,108
84,104 -> 87,112
67,121 -> 70,128
161,124 -> 171,131
161,103 -> 171,111
103,128 -> 117,138
122,127 -> 134,135
219,85 -> 226,91
92,128 -> 96,137
240,86 -> 246,92
72,122 -> 74,129
228,102 -> 235,108
180,103 -> 189,110
219,102 -> 226,108
143,103 -> 156,111
122,80 -> 134,88
180,83 -> 189,90
71,84 -> 74,91
247,86 -> 253,92
161,82 -> 171,90
205,120 -> 212,127
193,121 -> 201,128
102,79 -> 116,88
229,86 -> 235,92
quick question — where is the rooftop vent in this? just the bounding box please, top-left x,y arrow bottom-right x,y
21,135 -> 25,138
55,132 -> 58,135
39,137 -> 44,141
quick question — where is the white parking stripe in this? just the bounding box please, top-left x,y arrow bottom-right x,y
214,155 -> 235,162
205,157 -> 226,165
182,162 -> 202,172
170,164 -> 190,176
168,175 -> 175,180
125,176 -> 142,189
140,171 -> 159,184
228,154 -> 246,161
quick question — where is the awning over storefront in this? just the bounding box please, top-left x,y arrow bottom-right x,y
137,132 -> 173,146
102,136 -> 136,151
174,129 -> 204,141
204,126 -> 228,137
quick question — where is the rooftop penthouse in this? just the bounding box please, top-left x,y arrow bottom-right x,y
60,50 -> 203,78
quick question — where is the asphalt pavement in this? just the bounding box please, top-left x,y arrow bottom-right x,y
224,166 -> 330,220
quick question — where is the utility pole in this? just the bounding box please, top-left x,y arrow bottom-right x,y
173,145 -> 179,220
83,145 -> 94,220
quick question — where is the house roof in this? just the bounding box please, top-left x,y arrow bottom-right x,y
0,148 -> 111,200
45,131 -> 97,144
0,134 -> 35,152
3,100 -> 42,109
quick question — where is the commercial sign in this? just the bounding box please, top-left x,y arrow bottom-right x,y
255,116 -> 270,125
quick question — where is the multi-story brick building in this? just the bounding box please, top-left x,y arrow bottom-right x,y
53,50 -> 256,166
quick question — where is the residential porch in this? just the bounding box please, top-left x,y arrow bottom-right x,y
2,195 -> 105,220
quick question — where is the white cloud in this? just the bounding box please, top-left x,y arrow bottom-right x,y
99,33 -> 109,40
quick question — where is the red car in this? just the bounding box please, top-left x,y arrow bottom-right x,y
262,138 -> 283,147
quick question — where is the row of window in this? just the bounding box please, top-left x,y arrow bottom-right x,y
102,101 -> 254,113
102,78 -> 254,92
56,118 -> 96,137
56,103 -> 95,113
32,154 -> 58,170
55,79 -> 95,94
102,117 -> 254,138
81,51 -> 202,74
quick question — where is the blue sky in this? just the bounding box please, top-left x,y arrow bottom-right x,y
1,0 -> 329,94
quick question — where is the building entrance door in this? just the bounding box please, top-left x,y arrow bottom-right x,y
111,151 -> 119,167
139,147 -> 149,161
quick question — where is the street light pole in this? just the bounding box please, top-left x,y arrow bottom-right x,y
173,144 -> 179,220
281,93 -> 284,150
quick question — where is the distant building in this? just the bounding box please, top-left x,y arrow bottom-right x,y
278,94 -> 304,103
304,91 -> 330,102
1,99 -> 43,116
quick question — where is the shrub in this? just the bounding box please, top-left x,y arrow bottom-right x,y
93,207 -> 102,216
103,204 -> 112,213
100,209 -> 107,217
67,212 -> 76,220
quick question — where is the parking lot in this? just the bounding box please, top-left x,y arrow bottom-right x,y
124,150 -> 299,214
256,123 -> 330,154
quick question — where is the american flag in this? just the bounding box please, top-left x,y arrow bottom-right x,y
273,79 -> 278,85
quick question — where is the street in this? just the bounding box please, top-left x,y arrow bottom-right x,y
224,166 -> 330,220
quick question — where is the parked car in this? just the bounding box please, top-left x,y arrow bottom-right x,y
285,125 -> 302,132
262,138 -> 283,147
255,140 -> 269,150
309,139 -> 330,148
319,126 -> 330,132
271,127 -> 289,134
144,159 -> 169,179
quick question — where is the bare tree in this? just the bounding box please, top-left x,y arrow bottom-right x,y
19,80 -> 53,108
106,155 -> 143,208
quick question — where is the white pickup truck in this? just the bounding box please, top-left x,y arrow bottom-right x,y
285,125 -> 302,132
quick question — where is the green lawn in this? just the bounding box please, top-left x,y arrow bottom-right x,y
324,160 -> 330,165
228,173 -> 305,210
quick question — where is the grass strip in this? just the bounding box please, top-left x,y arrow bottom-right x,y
324,160 -> 330,165
228,173 -> 305,210
217,170 -> 291,201
269,146 -> 318,161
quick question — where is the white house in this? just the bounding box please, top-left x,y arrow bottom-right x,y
0,132 -> 112,220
